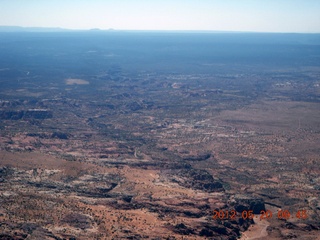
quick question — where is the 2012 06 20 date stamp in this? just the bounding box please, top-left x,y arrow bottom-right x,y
213,209 -> 308,221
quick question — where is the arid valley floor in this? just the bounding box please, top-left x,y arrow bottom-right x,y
0,32 -> 320,239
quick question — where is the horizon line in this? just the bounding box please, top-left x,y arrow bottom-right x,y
0,25 -> 320,34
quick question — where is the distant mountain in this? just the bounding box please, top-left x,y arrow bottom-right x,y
0,26 -> 71,32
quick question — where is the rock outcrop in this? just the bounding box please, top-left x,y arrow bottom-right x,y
0,109 -> 52,120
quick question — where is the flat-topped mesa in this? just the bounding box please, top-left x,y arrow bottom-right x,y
166,168 -> 224,192
229,194 -> 266,214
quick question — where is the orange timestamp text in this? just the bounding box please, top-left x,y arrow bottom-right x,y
213,209 -> 308,221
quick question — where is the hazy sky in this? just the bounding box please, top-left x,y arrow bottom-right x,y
0,0 -> 320,33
